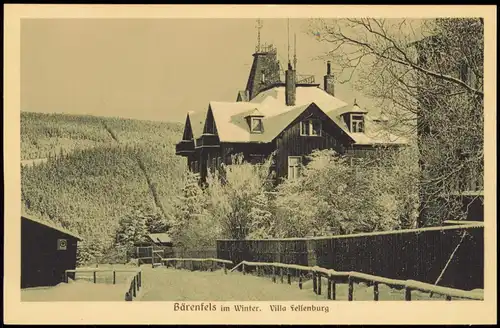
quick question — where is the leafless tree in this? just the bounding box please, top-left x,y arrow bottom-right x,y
309,18 -> 484,226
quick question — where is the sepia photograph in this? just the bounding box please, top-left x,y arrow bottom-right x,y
4,4 -> 497,325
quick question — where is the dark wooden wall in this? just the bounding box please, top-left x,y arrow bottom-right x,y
185,104 -> 401,181
217,225 -> 484,290
220,143 -> 274,165
21,218 -> 78,288
274,104 -> 350,179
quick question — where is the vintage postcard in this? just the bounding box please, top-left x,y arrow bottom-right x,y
4,4 -> 497,325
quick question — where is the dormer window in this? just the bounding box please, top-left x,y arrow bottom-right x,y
300,119 -> 322,136
245,108 -> 265,134
251,117 -> 263,133
350,114 -> 365,133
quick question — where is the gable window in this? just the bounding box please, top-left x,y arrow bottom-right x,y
351,114 -> 365,133
288,156 -> 302,179
251,117 -> 264,133
300,119 -> 322,136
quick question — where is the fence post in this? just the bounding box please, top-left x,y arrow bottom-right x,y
287,268 -> 291,285
373,282 -> 379,301
125,291 -> 132,301
327,276 -> 332,300
256,266 -> 260,276
331,279 -> 336,300
136,274 -> 140,291
223,263 -> 227,274
242,263 -> 246,275
138,271 -> 142,288
306,239 -> 317,267
113,270 -> 116,285
348,276 -> 354,301
132,278 -> 137,297
312,271 -> 317,294
280,267 -> 284,283
93,271 -> 97,284
317,273 -> 322,295
405,287 -> 412,301
64,271 -> 68,283
298,274 -> 303,290
272,266 -> 276,283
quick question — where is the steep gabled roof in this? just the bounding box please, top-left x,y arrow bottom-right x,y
236,90 -> 249,102
22,214 -> 83,240
188,85 -> 407,145
186,109 -> 208,146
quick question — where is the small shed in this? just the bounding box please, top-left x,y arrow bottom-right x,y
21,214 -> 82,288
146,233 -> 173,246
132,233 -> 173,264
134,233 -> 173,247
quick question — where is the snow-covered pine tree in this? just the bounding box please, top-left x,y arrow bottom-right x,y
247,191 -> 274,239
169,171 -> 210,249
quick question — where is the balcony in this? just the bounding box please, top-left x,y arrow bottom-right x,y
296,74 -> 316,84
175,140 -> 195,155
195,133 -> 220,148
278,73 -> 316,84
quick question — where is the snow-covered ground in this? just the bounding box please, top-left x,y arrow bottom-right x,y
21,280 -> 129,302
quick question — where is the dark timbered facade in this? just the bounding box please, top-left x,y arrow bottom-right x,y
176,44 -> 407,183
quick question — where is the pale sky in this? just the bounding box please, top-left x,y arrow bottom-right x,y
21,18 -> 370,123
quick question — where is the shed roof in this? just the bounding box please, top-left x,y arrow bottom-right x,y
147,233 -> 172,244
22,214 -> 83,240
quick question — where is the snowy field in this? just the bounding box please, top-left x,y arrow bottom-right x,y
20,264 -> 482,302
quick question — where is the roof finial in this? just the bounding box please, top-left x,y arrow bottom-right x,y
354,98 -> 358,106
293,33 -> 297,70
287,18 -> 290,64
256,19 -> 263,52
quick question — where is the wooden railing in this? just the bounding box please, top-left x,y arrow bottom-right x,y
235,261 -> 484,301
256,44 -> 276,54
162,258 -> 233,274
175,140 -> 195,155
125,269 -> 142,301
217,224 -> 484,291
296,75 -> 316,84
195,134 -> 220,148
64,268 -> 143,301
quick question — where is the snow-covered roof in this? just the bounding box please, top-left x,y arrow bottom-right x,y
186,85 -> 407,145
187,109 -> 208,146
22,214 -> 83,240
147,233 -> 172,244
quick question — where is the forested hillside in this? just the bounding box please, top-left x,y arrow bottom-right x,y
21,112 -> 187,264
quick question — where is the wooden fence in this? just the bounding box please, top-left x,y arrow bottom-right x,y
131,246 -> 217,264
235,261 -> 483,301
217,224 -> 484,291
64,268 -> 142,301
162,258 -> 233,274
166,247 -> 218,259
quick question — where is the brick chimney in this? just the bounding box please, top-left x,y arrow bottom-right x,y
285,62 -> 296,106
324,61 -> 335,96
